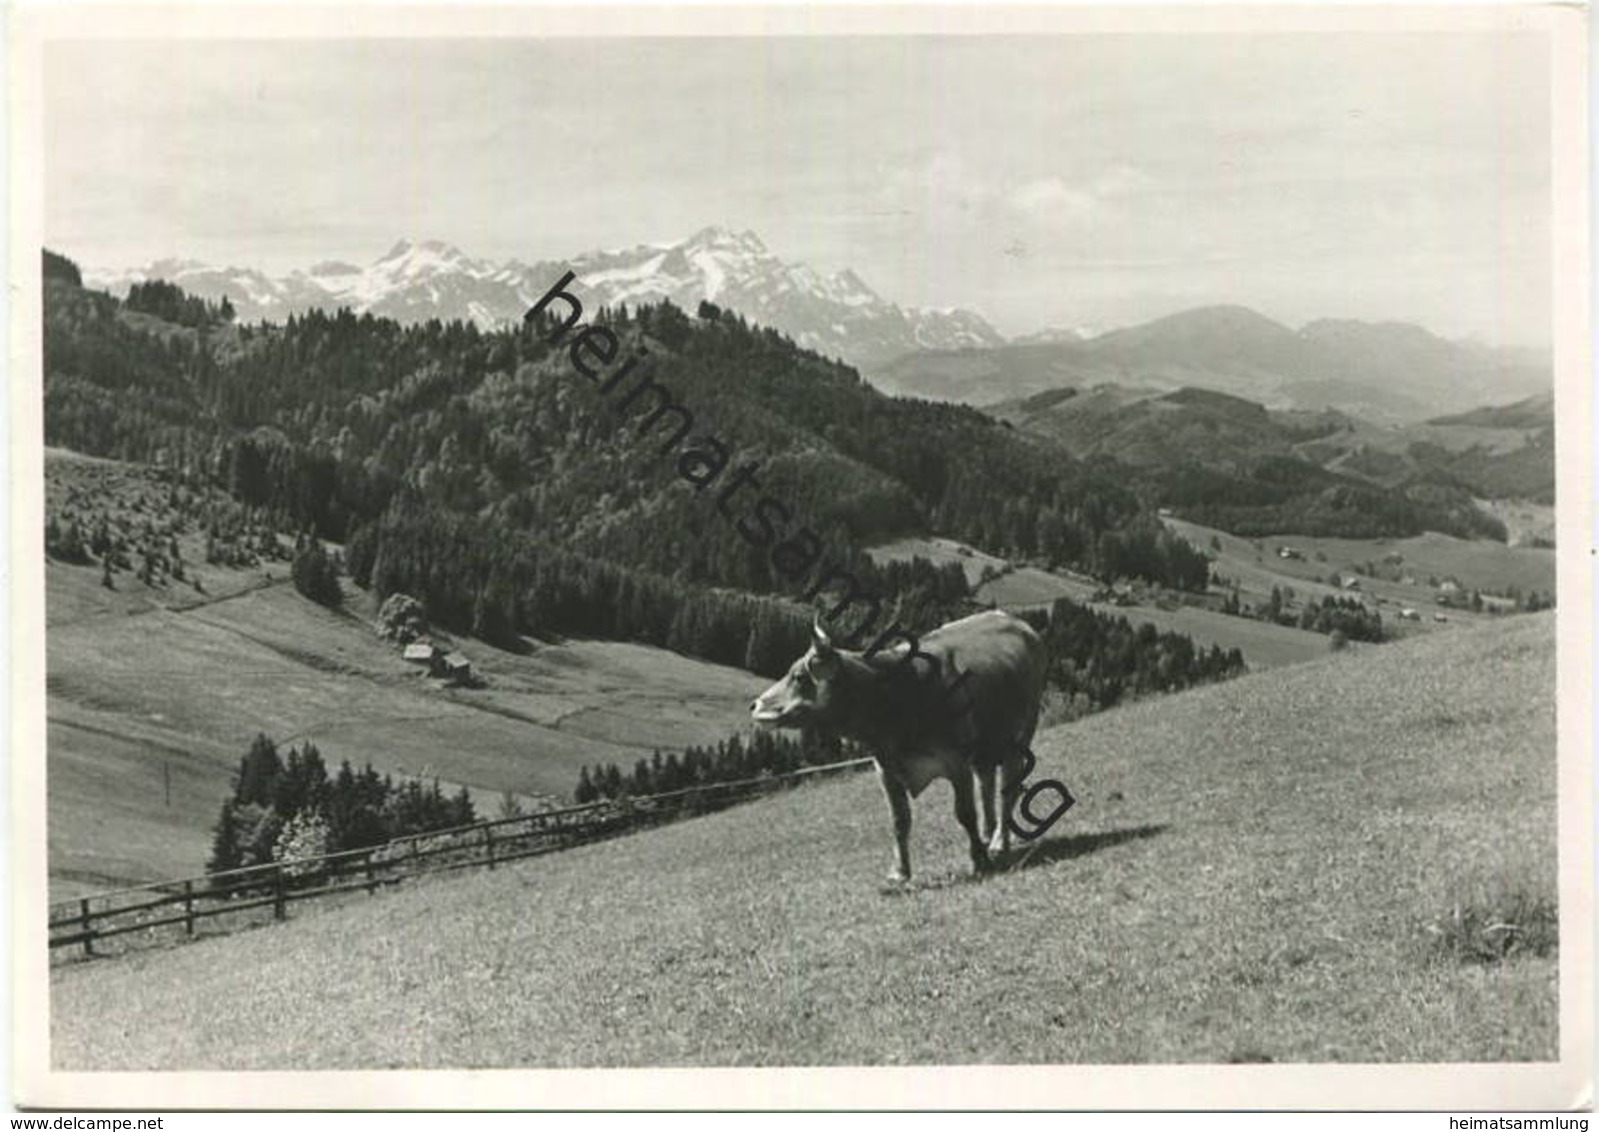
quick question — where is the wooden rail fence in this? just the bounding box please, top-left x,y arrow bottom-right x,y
48,757 -> 874,960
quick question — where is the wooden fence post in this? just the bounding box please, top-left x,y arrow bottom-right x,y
184,880 -> 195,937
80,897 -> 94,958
364,850 -> 376,895
273,865 -> 286,921
484,824 -> 496,870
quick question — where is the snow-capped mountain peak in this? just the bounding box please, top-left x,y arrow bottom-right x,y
84,229 -> 1007,368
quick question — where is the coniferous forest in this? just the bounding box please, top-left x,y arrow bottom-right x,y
205,733 -> 476,888
43,253 -> 1203,589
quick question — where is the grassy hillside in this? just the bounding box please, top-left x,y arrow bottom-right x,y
871,535 -> 1331,671
45,452 -> 768,899
51,613 -> 1556,1068
1165,515 -> 1556,642
866,535 -> 1009,587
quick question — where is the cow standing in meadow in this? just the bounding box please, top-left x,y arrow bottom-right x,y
750,610 -> 1048,882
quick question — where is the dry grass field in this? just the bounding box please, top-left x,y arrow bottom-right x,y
50,613 -> 1557,1068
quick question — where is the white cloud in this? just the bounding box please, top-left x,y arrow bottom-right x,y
1007,177 -> 1098,217
1005,164 -> 1156,223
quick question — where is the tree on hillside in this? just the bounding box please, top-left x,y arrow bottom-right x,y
42,248 -> 82,287
292,539 -> 342,606
45,515 -> 90,563
206,799 -> 243,879
272,741 -> 331,818
373,592 -> 427,643
275,809 -> 332,878
205,734 -> 478,877
236,733 -> 283,808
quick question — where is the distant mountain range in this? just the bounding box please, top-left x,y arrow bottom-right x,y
85,227 -> 1005,370
873,305 -> 1551,421
87,233 -> 1550,421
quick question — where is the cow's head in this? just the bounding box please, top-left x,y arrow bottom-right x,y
750,621 -> 847,729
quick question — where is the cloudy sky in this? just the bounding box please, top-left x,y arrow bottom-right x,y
45,33 -> 1551,345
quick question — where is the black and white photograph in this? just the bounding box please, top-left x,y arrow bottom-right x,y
8,1 -> 1592,1111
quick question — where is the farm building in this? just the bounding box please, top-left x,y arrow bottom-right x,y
403,642 -> 444,676
443,652 -> 474,684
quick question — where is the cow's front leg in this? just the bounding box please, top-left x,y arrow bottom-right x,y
879,771 -> 914,882
952,771 -> 992,875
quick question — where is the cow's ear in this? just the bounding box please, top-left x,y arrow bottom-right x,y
811,618 -> 835,655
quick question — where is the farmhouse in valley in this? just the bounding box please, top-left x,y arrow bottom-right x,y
403,641 -> 445,676
401,640 -> 476,684
443,652 -> 474,684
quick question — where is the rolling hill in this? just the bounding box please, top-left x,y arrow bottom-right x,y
993,384 -> 1555,506
50,612 -> 1557,1068
872,306 -> 1550,422
991,384 -> 1304,475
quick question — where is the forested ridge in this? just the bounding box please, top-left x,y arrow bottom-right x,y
43,251 -> 1209,642
1147,457 -> 1508,542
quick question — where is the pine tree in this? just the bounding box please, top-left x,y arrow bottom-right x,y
236,733 -> 283,807
292,540 -> 342,606
206,799 -> 242,883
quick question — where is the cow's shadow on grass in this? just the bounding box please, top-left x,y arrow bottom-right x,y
1005,822 -> 1169,872
876,823 -> 1170,896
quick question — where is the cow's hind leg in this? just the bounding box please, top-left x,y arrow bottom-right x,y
989,748 -> 1028,857
879,771 -> 914,883
976,763 -> 998,846
952,772 -> 992,876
